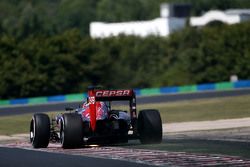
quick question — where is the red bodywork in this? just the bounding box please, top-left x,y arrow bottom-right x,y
87,88 -> 137,132
81,101 -> 108,121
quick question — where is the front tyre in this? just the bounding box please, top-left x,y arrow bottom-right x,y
60,113 -> 83,148
30,113 -> 50,148
138,109 -> 162,144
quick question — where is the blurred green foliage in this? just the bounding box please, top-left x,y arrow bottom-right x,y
1,22 -> 250,99
1,0 -> 250,99
1,0 -> 250,38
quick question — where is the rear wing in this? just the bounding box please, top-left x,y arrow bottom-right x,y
87,88 -> 137,131
94,89 -> 135,101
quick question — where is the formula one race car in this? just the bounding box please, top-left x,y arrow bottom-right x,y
30,87 -> 162,148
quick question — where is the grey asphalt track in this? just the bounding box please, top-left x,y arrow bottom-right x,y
0,147 -> 154,167
2,89 -> 250,167
1,88 -> 250,116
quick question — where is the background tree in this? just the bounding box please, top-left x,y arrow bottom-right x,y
1,0 -> 250,99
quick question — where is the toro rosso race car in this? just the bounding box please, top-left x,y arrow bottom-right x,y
30,87 -> 162,148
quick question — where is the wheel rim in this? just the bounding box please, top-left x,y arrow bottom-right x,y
30,118 -> 35,143
30,131 -> 34,140
60,119 -> 65,145
61,130 -> 64,144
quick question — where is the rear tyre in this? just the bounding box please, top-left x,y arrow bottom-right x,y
138,109 -> 162,144
30,113 -> 50,148
60,113 -> 83,148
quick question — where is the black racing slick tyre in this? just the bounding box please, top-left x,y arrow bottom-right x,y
30,113 -> 50,148
138,109 -> 162,144
60,113 -> 83,149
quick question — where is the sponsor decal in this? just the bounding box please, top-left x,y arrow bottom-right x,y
95,90 -> 131,97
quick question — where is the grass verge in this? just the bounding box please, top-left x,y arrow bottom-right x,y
0,112 -> 60,135
143,95 -> 250,123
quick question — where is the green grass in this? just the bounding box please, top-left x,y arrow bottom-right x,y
140,95 -> 250,123
0,114 -> 32,135
0,112 -> 61,135
1,94 -> 250,135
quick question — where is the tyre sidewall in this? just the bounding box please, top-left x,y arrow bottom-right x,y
138,109 -> 162,144
30,113 -> 50,148
61,113 -> 83,148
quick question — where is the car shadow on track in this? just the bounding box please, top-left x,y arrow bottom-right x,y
110,138 -> 250,159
